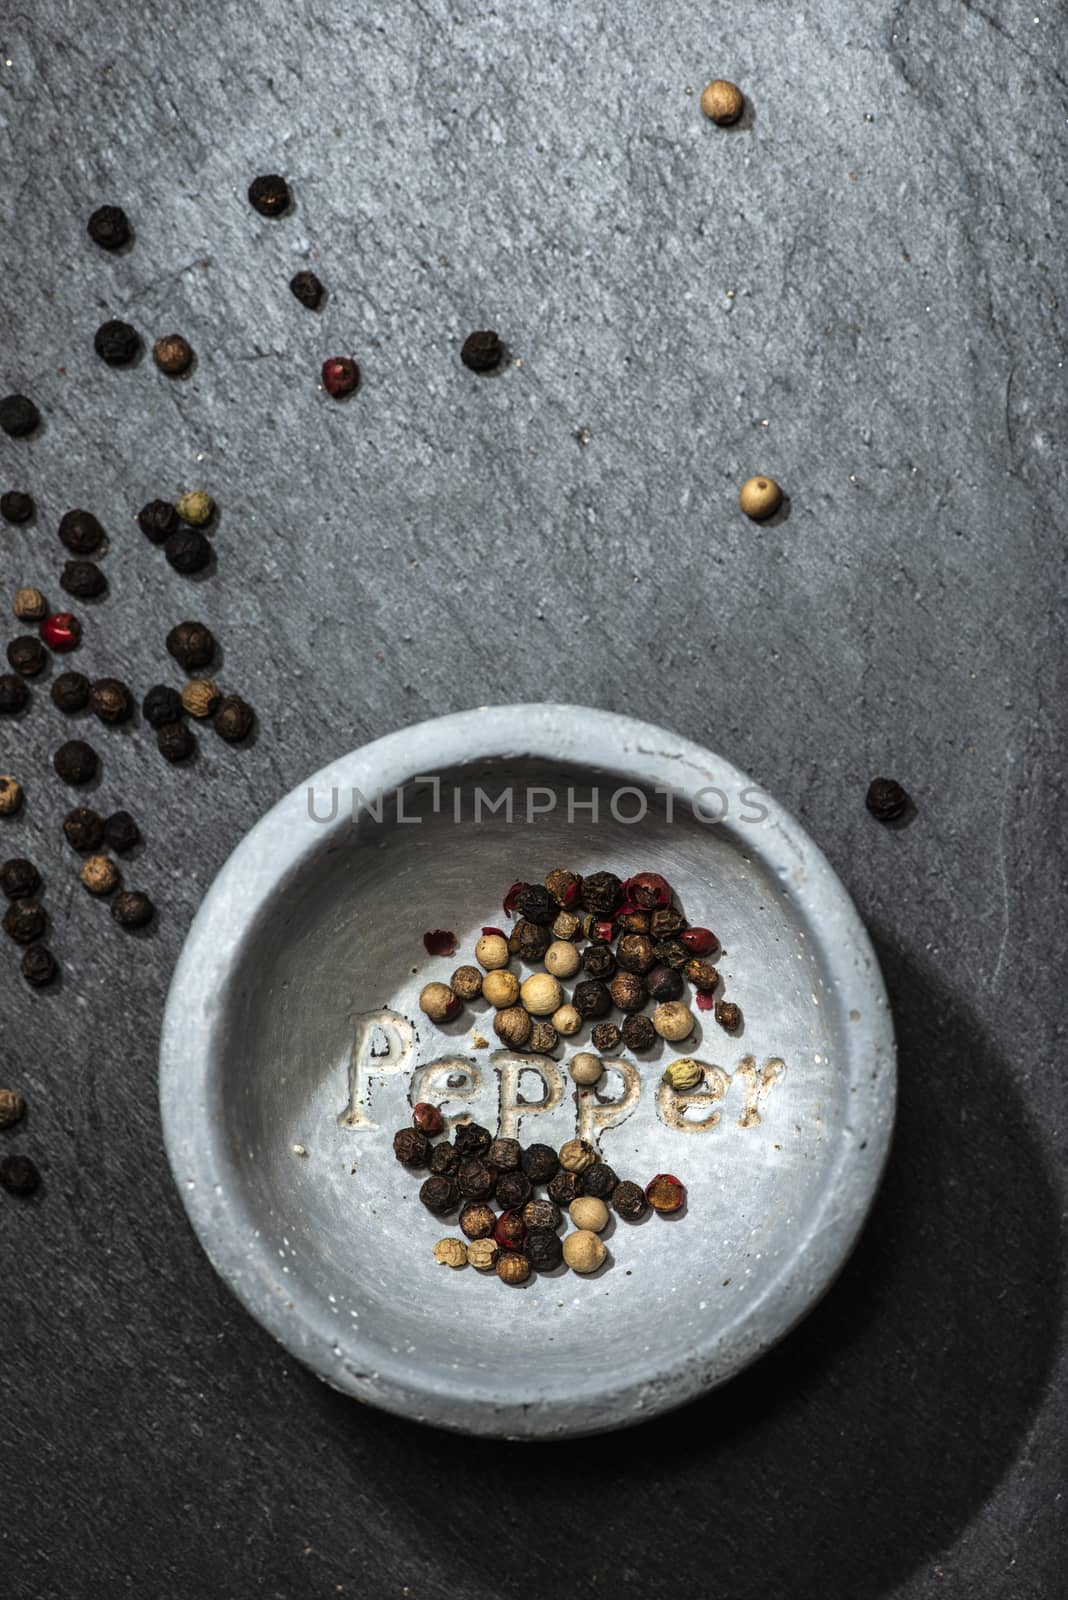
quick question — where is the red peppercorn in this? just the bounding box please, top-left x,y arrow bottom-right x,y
621,871 -> 673,909
494,1209 -> 526,1252
39,612 -> 81,653
645,1173 -> 686,1213
503,880 -> 528,917
321,356 -> 360,398
680,927 -> 719,956
412,1101 -> 444,1136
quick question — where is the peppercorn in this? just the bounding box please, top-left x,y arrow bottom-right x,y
175,489 -> 214,527
457,1157 -> 495,1200
214,695 -> 255,744
157,721 -> 195,763
623,871 -> 673,910
94,319 -> 141,365
81,854 -> 120,895
590,1021 -> 621,1052
715,999 -> 742,1032
515,884 -> 555,925
496,1169 -> 533,1210
866,776 -> 909,821
60,560 -> 107,599
609,972 -> 647,1013
616,933 -> 656,974
547,1168 -> 584,1207
0,675 -> 29,715
684,959 -> 720,993
322,356 -> 360,398
404,1105 -> 441,1143
494,1209 -> 526,1251
652,1000 -> 695,1041
701,76 -> 744,124
248,173 -> 290,216
482,969 -> 520,1007
559,1137 -> 596,1174
570,1195 -> 609,1233
474,931 -> 509,969
104,811 -> 140,854
493,1005 -> 531,1048
520,973 -> 563,1016
617,909 -> 650,934
496,1252 -> 531,1286
739,475 -> 782,520
138,499 -> 180,543
581,1163 -> 618,1201
47,676 -> 87,721
522,1198 -> 562,1232
612,1180 -> 648,1222
459,1200 -> 496,1239
142,684 -> 184,727
545,867 -> 582,908
89,678 -> 133,725
568,1052 -> 603,1087
0,858 -> 38,899
508,919 -> 552,962
484,1137 -> 518,1172
552,909 -> 582,941
647,963 -> 683,1001
543,939 -> 581,980
87,204 -> 130,250
621,1014 -> 656,1051
58,509 -> 104,554
111,890 -> 154,929
152,334 -> 194,375
520,1143 -> 559,1184
582,943 -> 616,980
651,907 -> 687,938
3,899 -> 45,944
450,964 -> 483,1002
467,1238 -> 498,1271
419,1174 -> 459,1214
1,491 -> 34,523
662,1057 -> 703,1091
7,636 -> 45,676
454,1122 -> 492,1158
13,587 -> 47,621
39,612 -> 81,652
652,938 -> 689,970
0,1154 -> 40,1196
429,1141 -> 461,1176
0,1088 -> 26,1128
290,270 -> 324,309
432,1237 -> 468,1268
0,776 -> 22,815
460,330 -> 503,373
53,739 -> 97,785
419,980 -> 460,1024
573,979 -> 611,1018
165,527 -> 211,574
562,1229 -> 605,1274
0,395 -> 40,438
552,1004 -> 581,1038
392,1125 -> 429,1167
21,943 -> 56,987
525,1229 -> 563,1271
581,871 -> 623,915
63,807 -> 105,852
646,1173 -> 687,1213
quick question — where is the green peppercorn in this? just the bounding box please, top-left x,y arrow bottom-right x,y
175,490 -> 214,526
662,1057 -> 703,1091
559,1138 -> 596,1174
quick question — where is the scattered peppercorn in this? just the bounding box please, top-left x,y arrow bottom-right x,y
515,884 -> 555,925
609,972 -> 647,1013
322,356 -> 360,398
582,943 -> 616,980
290,269 -> 324,309
570,1195 -> 610,1233
81,854 -> 120,895
21,944 -> 56,987
493,1005 -> 532,1048
3,898 -> 45,944
545,867 -> 582,907
457,1157 -> 496,1200
39,612 -> 81,653
714,999 -> 742,1032
680,926 -> 718,955
0,675 -> 29,715
467,1238 -> 498,1271
562,1229 -> 606,1274
496,1169 -> 533,1210
165,527 -> 212,574
508,919 -> 552,961
590,1021 -> 622,1052
525,1229 -> 563,1271
496,1252 -> 530,1286
53,739 -> 97,785
650,907 -> 687,938
567,1053 -> 601,1088
621,1014 -> 656,1051
701,78 -> 745,124
474,931 -> 510,969
652,1000 -> 695,1041
454,1122 -> 492,1158
12,587 -> 47,621
138,500 -> 180,543
63,806 -> 105,852
7,636 -> 45,676
652,938 -> 688,970
142,683 -> 184,727
58,509 -> 104,554
0,1154 -> 40,1196
393,1127 -> 430,1167
684,958 -> 720,993
522,1198 -> 562,1232
87,204 -> 130,250
111,890 -> 154,929
646,1173 -> 687,1213
429,1141 -> 461,1176
0,395 -> 40,438
547,1168 -> 584,1207
559,1138 -> 596,1174
581,1163 -> 618,1201
89,678 -> 133,725
646,963 -> 683,1001
1,491 -> 34,523
0,776 -> 22,814
460,330 -> 503,372
174,490 -> 214,527
49,672 -> 89,715
866,777 -> 909,820
94,319 -> 141,365
0,858 -> 39,899
60,560 -> 107,599
739,475 -> 782,520
662,1058 -> 703,1091
167,620 -> 215,670
552,1003 -> 582,1037
214,695 -> 255,744
410,1102 -> 444,1138
611,1180 -> 648,1221
0,1088 -> 26,1128
494,1209 -> 526,1251
104,811 -> 140,854
616,933 -> 656,974
248,173 -> 290,216
617,909 -> 650,934
157,721 -> 195,763
450,964 -> 483,1001
153,334 -> 194,375
486,1137 -> 520,1171
520,1143 -> 559,1184
432,1237 -> 467,1268
459,1200 -> 496,1240
419,980 -> 460,1024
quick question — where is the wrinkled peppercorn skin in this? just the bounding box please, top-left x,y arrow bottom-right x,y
525,1229 -> 563,1271
487,1137 -> 521,1171
650,907 -> 687,938
214,695 -> 254,744
158,722 -> 195,763
457,1158 -> 495,1200
547,1169 -> 584,1207
58,510 -> 104,554
866,777 -> 909,820
61,560 -> 107,599
582,943 -> 616,980
508,919 -> 552,961
138,500 -> 180,543
7,637 -> 46,677
0,858 -> 40,899
715,999 -> 742,1032
454,1123 -> 492,1158
652,938 -> 688,970
248,174 -> 291,216
522,1198 -> 562,1232
87,205 -> 130,250
684,959 -> 720,993
53,739 -> 97,785
89,678 -> 133,724
460,330 -> 503,372
572,979 -> 611,1018
418,1174 -> 459,1214
393,1127 -> 430,1167
590,1021 -> 622,1052
459,1201 -> 496,1239
612,1180 -> 648,1221
94,319 -> 141,365
142,684 -> 184,727
165,527 -> 212,574
609,972 -> 647,1013
616,933 -> 656,974
581,871 -> 623,915
520,1143 -> 559,1184
3,899 -> 46,944
495,1169 -> 532,1211
515,884 -> 555,925
63,807 -> 105,852
51,671 -> 90,713
621,1014 -> 656,1050
167,621 -> 215,670
290,270 -> 324,309
581,1164 -> 618,1200
429,1142 -> 461,1176
21,944 -> 56,986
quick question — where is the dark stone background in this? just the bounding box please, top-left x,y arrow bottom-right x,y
1,2 -> 1064,1595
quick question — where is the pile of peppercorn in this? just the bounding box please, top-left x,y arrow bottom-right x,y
394,1104 -> 685,1286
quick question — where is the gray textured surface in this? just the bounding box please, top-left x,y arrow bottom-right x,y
0,0 -> 1065,1594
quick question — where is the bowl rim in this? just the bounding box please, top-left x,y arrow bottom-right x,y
159,703 -> 896,1437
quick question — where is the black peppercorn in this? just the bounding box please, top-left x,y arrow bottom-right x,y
647,963 -> 683,1001
0,675 -> 29,715
487,1136 -> 521,1172
581,871 -> 623,915
213,695 -> 254,744
1,490 -> 34,523
3,898 -> 45,944
104,811 -> 140,854
166,620 -> 215,670
507,918 -> 552,962
429,1141 -> 461,1176
495,1169 -> 532,1211
609,972 -> 648,1013
590,1021 -> 622,1052
419,1173 -> 459,1215
612,1180 -> 648,1221
650,907 -> 687,938
63,806 -> 105,852
617,909 -> 650,934
6,636 -> 46,677
58,509 -> 104,554
21,944 -> 56,987
158,721 -> 195,763
621,1014 -> 656,1051
393,1127 -> 430,1167
582,943 -> 616,980
616,933 -> 656,974
138,500 -> 179,543
457,1157 -> 496,1200
290,270 -> 324,309
547,1169 -> 584,1207
111,890 -> 154,929
522,1198 -> 562,1231
684,958 -> 720,993
715,999 -> 742,1032
525,1229 -> 563,1272
60,560 -> 107,599
49,671 -> 89,714
652,938 -> 689,970
459,1200 -> 496,1239
581,1162 -> 618,1200
460,330 -> 503,372
454,1122 -> 492,1158
249,173 -> 290,216
141,684 -> 184,727
0,395 -> 40,438
94,319 -> 141,365
866,777 -> 909,821
573,979 -> 612,1019
545,867 -> 582,907
89,678 -> 133,725
0,1154 -> 40,1195
515,884 -> 555,925
87,205 -> 130,250
53,739 -> 98,785
0,858 -> 39,899
163,527 -> 212,575
521,1143 -> 560,1184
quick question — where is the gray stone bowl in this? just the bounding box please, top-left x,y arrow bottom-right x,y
160,704 -> 895,1438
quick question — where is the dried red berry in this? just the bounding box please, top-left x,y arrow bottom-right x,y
680,927 -> 719,956
481,925 -> 506,938
494,1209 -> 526,1252
412,1102 -> 445,1136
503,881 -> 528,917
695,990 -> 715,1011
39,612 -> 81,653
622,872 -> 672,909
321,356 -> 360,398
645,1173 -> 686,1213
423,929 -> 457,957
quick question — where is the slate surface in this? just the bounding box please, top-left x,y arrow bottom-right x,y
1,1 -> 1065,1595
